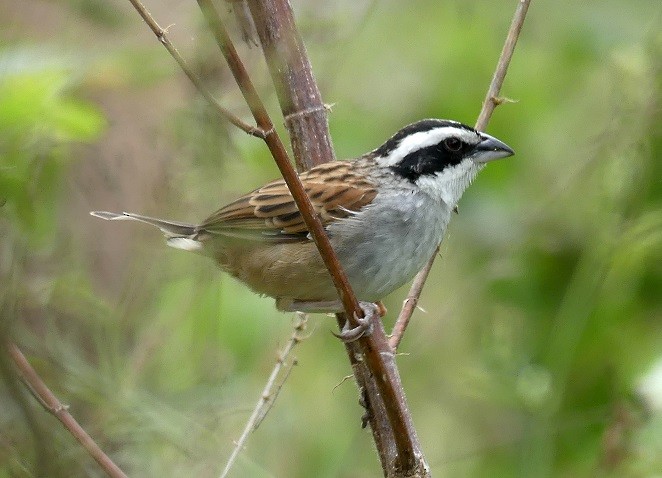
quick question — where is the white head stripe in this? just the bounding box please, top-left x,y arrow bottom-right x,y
376,126 -> 479,166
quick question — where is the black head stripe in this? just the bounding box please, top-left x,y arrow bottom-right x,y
373,119 -> 474,157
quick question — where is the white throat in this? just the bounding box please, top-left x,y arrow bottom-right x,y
414,160 -> 483,208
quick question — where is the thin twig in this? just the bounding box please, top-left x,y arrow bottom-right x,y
219,314 -> 308,478
388,264 -> 433,351
253,357 -> 297,429
389,0 -> 532,351
7,343 -> 128,478
125,0 -> 264,137
475,0 -> 532,132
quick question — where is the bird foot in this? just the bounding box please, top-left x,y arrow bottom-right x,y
333,301 -> 378,343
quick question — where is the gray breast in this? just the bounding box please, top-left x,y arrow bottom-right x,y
327,189 -> 452,301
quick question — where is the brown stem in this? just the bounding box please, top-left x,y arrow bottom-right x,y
7,343 -> 128,478
125,0 -> 531,475
189,6 -> 421,467
245,0 -> 336,170
475,0 -> 532,132
124,0 -> 400,471
389,0 -> 533,351
389,257 -> 435,351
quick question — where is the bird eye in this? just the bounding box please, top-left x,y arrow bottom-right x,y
443,137 -> 463,152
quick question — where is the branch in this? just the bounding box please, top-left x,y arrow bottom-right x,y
125,0 -> 416,472
220,314 -> 307,478
388,260 -> 434,351
475,0 -> 532,132
124,1 -> 531,476
389,0 -> 532,351
7,343 -> 128,478
136,1 -> 416,471
125,0 -> 263,137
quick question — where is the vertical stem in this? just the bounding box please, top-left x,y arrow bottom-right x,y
246,0 -> 335,170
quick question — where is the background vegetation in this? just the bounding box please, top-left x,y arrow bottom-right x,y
1,0 -> 660,476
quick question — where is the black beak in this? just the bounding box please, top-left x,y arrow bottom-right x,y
471,133 -> 515,163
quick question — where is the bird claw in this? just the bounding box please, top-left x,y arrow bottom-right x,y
333,302 -> 378,343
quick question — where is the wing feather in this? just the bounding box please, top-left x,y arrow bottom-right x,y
199,161 -> 376,241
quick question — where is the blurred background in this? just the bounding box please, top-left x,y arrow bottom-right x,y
1,0 -> 660,476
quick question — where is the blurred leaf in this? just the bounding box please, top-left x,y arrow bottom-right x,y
0,48 -> 107,245
67,0 -> 125,27
0,70 -> 105,142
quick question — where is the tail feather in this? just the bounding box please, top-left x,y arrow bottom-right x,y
90,211 -> 197,237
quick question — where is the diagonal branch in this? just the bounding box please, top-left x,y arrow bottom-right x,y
475,0 -> 532,132
389,0 -> 532,351
7,343 -> 128,478
125,0 -> 264,137
123,1 -> 532,476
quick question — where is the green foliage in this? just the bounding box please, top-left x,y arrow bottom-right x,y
1,2 -> 661,477
0,49 -> 105,245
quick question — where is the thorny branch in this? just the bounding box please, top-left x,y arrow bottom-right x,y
133,0 -> 418,473
193,0 -> 427,473
389,0 -> 532,351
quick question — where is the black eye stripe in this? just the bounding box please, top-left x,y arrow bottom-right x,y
389,142 -> 470,182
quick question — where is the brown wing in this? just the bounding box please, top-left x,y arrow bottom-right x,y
199,161 -> 377,241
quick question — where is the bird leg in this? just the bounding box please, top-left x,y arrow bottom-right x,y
332,301 -> 378,343
276,298 -> 379,343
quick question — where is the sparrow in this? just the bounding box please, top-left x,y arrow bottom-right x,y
92,119 -> 514,314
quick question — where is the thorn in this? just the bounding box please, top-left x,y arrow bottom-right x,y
491,96 -> 518,106
332,375 -> 354,393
